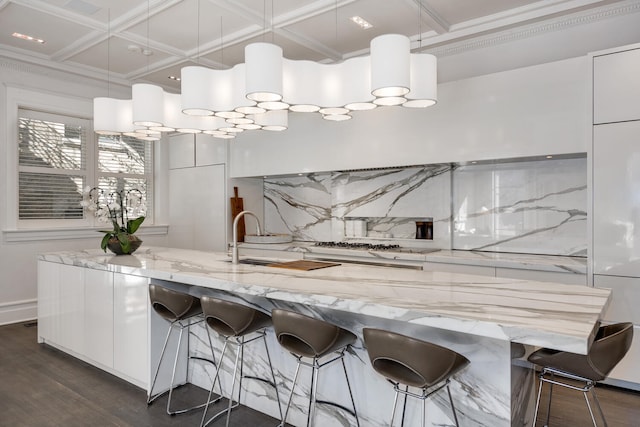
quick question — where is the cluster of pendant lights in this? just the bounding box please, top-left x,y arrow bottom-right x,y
93,34 -> 437,140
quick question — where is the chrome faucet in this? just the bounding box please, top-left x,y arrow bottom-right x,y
232,210 -> 262,264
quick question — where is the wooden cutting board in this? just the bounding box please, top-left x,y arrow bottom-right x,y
230,186 -> 245,242
268,260 -> 341,271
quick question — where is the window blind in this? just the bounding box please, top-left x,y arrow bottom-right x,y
18,110 -> 88,220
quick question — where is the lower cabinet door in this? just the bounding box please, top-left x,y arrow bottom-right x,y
595,274 -> 640,390
57,264 -> 85,355
84,269 -> 114,368
113,273 -> 149,387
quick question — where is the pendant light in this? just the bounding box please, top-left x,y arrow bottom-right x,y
182,66 -> 215,116
93,10 -> 120,135
404,53 -> 437,108
132,83 -> 165,127
254,110 -> 288,131
403,2 -> 437,109
245,42 -> 285,106
132,1 -> 166,128
371,34 -> 410,99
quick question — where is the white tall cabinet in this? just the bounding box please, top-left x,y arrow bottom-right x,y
168,134 -> 227,251
592,43 -> 640,390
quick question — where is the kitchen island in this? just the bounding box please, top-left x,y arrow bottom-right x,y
37,247 -> 611,427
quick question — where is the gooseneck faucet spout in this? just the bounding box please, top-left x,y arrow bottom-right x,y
232,210 -> 262,264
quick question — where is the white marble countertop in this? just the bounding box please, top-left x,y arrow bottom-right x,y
239,241 -> 587,274
39,247 -> 607,354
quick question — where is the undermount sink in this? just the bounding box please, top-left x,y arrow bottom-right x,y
244,233 -> 293,244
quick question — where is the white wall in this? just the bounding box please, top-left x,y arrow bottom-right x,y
230,56 -> 588,177
0,60 -> 169,325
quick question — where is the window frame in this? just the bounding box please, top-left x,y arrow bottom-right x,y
4,86 -> 162,241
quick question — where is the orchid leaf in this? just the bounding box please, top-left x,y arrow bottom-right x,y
116,231 -> 131,254
100,233 -> 111,252
127,216 -> 145,234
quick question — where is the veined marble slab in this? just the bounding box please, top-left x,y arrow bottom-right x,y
39,247 -> 605,353
453,158 -> 587,256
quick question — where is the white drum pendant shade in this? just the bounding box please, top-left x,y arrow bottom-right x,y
404,53 -> 437,108
132,83 -> 165,127
181,66 -> 215,116
370,34 -> 410,97
284,59 -> 321,112
164,93 -> 202,133
341,56 -> 376,111
245,42 -> 283,103
254,110 -> 288,131
94,97 -> 121,135
211,66 -> 242,118
232,63 -> 264,116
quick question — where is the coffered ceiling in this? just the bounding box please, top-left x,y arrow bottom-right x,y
0,0 -> 633,91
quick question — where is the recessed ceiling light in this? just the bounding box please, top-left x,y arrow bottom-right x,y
168,75 -> 181,81
350,16 -> 373,30
12,32 -> 45,44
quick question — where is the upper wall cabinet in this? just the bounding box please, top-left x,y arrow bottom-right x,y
593,46 -> 640,124
168,133 -> 195,169
169,134 -> 227,169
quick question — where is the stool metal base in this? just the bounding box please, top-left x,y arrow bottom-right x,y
388,379 -> 460,427
200,329 -> 282,427
533,367 -> 607,427
147,315 -> 223,415
278,347 -> 360,427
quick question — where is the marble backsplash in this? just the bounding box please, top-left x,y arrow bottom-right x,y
262,157 -> 587,256
453,158 -> 587,256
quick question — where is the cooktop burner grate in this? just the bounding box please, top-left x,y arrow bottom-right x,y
314,242 -> 401,251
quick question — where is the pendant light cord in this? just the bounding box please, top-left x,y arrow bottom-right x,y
107,8 -> 110,97
418,0 -> 423,49
197,0 -> 200,63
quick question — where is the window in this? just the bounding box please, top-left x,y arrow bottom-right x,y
17,108 -> 153,229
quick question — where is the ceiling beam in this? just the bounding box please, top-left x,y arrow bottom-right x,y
406,0 -> 450,35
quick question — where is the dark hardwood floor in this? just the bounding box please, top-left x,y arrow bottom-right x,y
0,321 -> 279,427
1,321 -> 639,426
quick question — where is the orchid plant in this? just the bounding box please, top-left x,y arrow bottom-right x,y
81,186 -> 146,253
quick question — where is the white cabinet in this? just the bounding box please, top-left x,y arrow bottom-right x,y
169,133 -> 227,169
37,261 -> 149,389
196,134 -> 227,166
593,46 -> 640,124
168,133 -> 195,169
168,164 -> 227,251
594,275 -> 640,390
37,262 -> 85,355
113,273 -> 149,386
592,121 -> 640,276
83,268 -> 114,368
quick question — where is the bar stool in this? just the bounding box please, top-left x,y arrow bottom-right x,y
200,296 -> 282,427
528,322 -> 633,427
147,284 -> 223,415
363,328 -> 469,427
271,309 -> 360,427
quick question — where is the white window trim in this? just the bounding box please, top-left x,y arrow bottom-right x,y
3,85 -> 167,240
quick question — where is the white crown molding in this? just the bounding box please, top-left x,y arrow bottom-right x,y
425,0 -> 640,58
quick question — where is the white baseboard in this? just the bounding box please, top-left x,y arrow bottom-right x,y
0,298 -> 37,326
